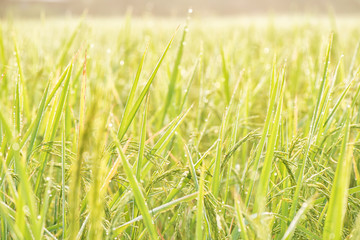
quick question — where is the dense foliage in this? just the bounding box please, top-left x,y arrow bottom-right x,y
0,16 -> 360,239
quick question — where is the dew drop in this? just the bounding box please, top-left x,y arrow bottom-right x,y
12,143 -> 20,151
23,205 -> 29,212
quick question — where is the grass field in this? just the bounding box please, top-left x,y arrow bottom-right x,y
1,15 -> 360,239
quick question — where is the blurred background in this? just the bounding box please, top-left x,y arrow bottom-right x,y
1,0 -> 360,17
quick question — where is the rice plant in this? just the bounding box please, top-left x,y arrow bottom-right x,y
0,15 -> 360,239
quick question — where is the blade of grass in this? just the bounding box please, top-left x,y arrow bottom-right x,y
196,163 -> 205,240
0,110 -> 12,142
323,77 -> 354,128
211,112 -> 226,199
220,47 -> 230,104
118,30 -> 177,141
234,195 -> 249,240
152,106 -> 192,155
136,93 -> 149,180
289,34 -> 333,219
39,164 -> 54,239
281,195 -> 316,240
179,58 -> 199,113
185,144 -> 199,188
141,106 -> 192,176
35,61 -> 73,194
14,76 -> 21,135
46,62 -> 74,107
118,43 -> 148,141
253,68 -> 285,214
160,23 -> 188,125
0,200 -> 23,239
13,144 -> 42,239
323,113 -> 352,240
115,140 -> 159,240
13,34 -> 30,120
245,56 -> 278,207
61,119 -> 66,240
26,83 -> 50,161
